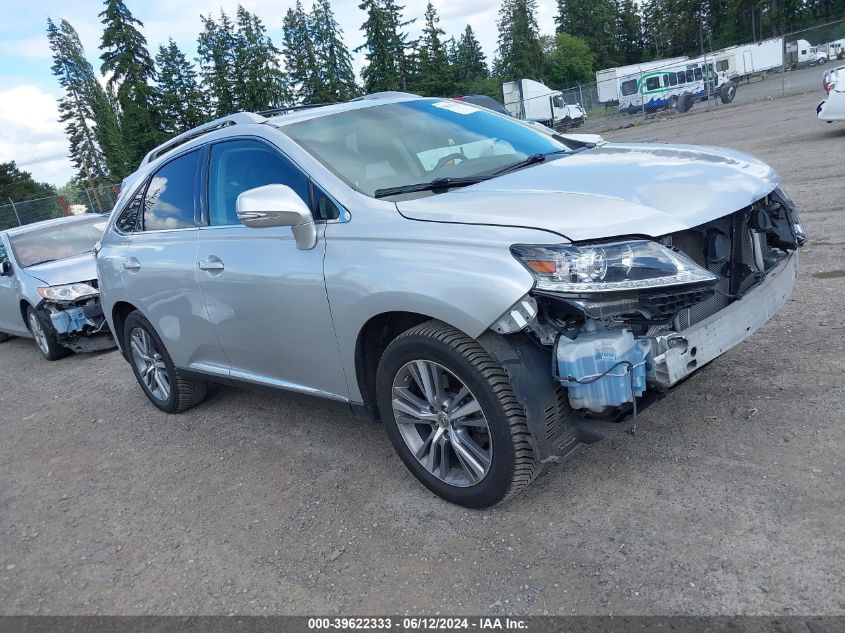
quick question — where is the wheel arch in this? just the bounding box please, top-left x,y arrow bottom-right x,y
111,300 -> 138,358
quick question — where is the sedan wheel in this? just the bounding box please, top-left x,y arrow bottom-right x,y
392,360 -> 493,487
26,305 -> 67,361
129,327 -> 171,402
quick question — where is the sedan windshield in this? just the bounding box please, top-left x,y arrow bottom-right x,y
281,99 -> 568,198
10,216 -> 107,268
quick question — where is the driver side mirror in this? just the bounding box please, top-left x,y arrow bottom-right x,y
236,184 -> 317,250
0,261 -> 12,276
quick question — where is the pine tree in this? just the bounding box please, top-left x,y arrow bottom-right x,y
48,18 -> 129,185
155,39 -> 206,135
197,11 -> 237,116
415,2 -> 452,96
615,0 -> 644,65
357,0 -> 414,92
454,25 -> 489,85
232,6 -> 289,111
495,0 -> 544,81
310,0 -> 359,102
282,1 -> 321,103
555,0 -> 619,68
99,0 -> 163,165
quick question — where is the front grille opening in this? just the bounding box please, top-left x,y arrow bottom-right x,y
664,207 -> 768,329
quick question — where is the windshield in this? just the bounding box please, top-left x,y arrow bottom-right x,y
10,216 -> 107,268
281,99 -> 567,198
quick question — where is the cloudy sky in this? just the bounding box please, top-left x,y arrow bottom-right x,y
0,0 -> 558,187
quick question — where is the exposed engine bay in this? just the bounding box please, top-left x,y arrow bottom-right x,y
495,187 -> 804,420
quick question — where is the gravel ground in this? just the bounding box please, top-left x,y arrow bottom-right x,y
1,90 -> 843,616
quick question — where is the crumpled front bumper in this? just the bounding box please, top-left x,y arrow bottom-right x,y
39,298 -> 116,353
649,251 -> 798,388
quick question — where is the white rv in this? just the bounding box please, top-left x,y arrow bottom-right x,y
712,38 -> 784,80
596,57 -> 689,104
501,79 -> 586,129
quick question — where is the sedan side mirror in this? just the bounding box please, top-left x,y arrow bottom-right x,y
0,261 -> 12,276
236,184 -> 317,250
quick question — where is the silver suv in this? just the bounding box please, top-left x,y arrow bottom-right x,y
97,95 -> 804,507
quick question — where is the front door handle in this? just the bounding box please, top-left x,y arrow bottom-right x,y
122,258 -> 141,271
198,257 -> 225,271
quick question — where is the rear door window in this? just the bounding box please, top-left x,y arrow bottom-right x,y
143,149 -> 202,231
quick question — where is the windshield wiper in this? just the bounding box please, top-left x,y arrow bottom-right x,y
374,176 -> 484,199
486,150 -> 569,178
373,150 -> 569,199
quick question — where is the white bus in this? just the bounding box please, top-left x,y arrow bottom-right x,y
617,58 -> 735,114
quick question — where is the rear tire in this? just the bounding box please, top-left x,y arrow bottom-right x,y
376,320 -> 541,508
26,305 -> 68,361
719,82 -> 737,104
676,92 -> 694,113
123,311 -> 207,413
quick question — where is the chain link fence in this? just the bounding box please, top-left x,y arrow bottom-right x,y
0,183 -> 120,232
510,15 -> 845,136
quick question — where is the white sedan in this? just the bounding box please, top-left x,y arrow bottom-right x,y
817,65 -> 845,121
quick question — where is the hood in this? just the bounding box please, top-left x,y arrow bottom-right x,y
23,252 -> 97,286
396,143 -> 779,242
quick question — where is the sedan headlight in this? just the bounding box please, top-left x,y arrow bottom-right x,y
38,282 -> 99,302
511,240 -> 718,294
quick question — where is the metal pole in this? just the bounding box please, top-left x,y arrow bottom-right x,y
700,21 -> 710,110
7,198 -> 21,226
640,70 -> 645,120
781,36 -> 786,97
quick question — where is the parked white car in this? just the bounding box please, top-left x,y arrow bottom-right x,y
817,65 -> 845,122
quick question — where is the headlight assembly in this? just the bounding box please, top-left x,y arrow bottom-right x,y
511,240 -> 718,294
38,282 -> 99,302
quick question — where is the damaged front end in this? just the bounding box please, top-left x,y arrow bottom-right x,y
37,281 -> 116,353
491,186 -> 804,460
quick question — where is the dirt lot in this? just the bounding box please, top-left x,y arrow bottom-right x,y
1,91 -> 843,616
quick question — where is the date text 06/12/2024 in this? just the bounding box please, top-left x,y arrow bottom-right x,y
307,618 -> 528,630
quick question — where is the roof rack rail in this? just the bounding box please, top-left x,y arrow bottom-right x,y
140,112 -> 267,166
256,102 -> 335,117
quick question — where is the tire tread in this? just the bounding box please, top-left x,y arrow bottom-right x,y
393,320 -> 541,503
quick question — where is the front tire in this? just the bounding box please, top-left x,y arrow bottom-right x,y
719,82 -> 737,104
0,331 -> 10,343
123,311 -> 207,413
26,305 -> 68,361
376,320 -> 540,508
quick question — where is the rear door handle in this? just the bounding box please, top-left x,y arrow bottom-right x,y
198,257 -> 224,271
122,258 -> 141,271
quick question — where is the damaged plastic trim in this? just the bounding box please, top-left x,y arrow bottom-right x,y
37,297 -> 115,353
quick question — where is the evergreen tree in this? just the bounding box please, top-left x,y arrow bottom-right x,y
454,25 -> 489,85
155,39 -> 206,135
616,0 -> 645,65
0,162 -> 55,200
99,0 -> 163,165
415,2 -> 452,96
357,0 -> 414,92
311,0 -> 359,101
555,0 -> 619,68
197,11 -> 237,116
47,18 -> 128,184
495,0 -> 544,81
282,1 -> 321,103
232,6 -> 289,111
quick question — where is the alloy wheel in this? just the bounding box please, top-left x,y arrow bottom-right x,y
391,360 -> 493,487
28,311 -> 49,355
129,327 -> 171,402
